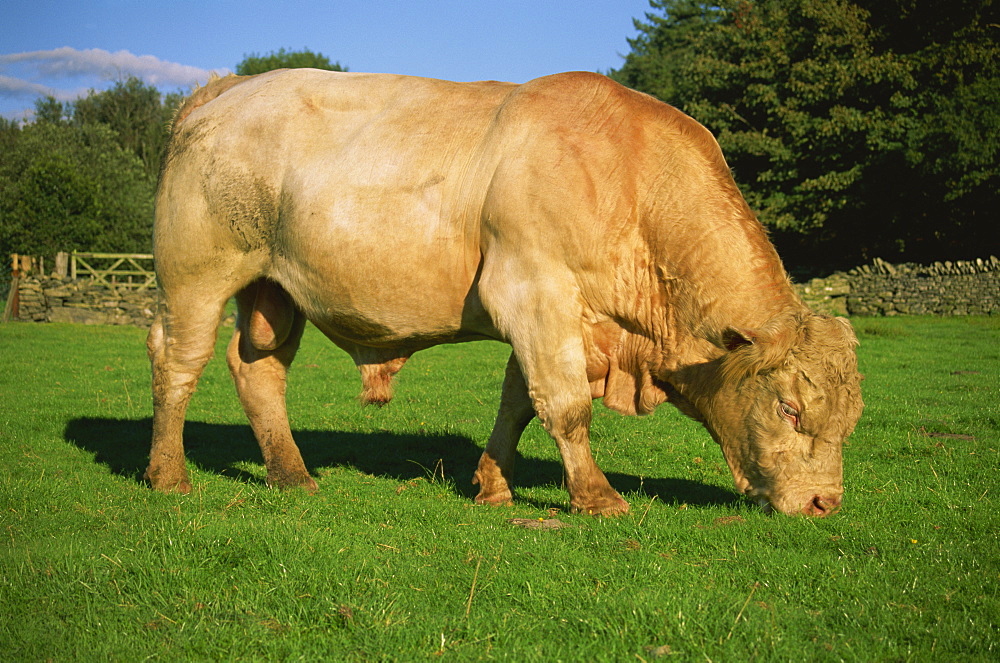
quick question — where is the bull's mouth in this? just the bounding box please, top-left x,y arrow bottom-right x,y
727,459 -> 843,517
753,492 -> 842,517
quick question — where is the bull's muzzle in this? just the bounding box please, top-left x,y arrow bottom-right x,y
802,494 -> 842,517
756,492 -> 842,517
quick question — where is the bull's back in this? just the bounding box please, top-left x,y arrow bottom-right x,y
158,70 -> 521,344
156,70 -> 708,345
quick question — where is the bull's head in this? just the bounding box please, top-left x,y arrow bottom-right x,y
698,314 -> 864,516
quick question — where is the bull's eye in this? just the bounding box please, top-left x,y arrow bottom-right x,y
778,401 -> 800,427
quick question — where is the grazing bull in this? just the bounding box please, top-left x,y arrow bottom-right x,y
146,69 -> 863,516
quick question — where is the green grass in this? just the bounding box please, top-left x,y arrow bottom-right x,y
1,316 -> 997,661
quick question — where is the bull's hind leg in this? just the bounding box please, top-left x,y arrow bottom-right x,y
473,352 -> 536,505
146,290 -> 230,493
226,280 -> 315,491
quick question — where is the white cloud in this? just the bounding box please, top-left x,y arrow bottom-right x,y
0,71 -> 91,99
0,74 -> 57,98
0,47 -> 230,119
0,47 -> 226,89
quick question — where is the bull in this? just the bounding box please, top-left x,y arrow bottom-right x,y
146,69 -> 863,516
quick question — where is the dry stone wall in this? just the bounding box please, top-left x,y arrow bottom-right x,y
13,275 -> 157,327
7,256 -> 999,326
796,257 -> 1000,316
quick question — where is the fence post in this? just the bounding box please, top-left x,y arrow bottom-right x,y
2,254 -> 21,323
55,252 -> 69,279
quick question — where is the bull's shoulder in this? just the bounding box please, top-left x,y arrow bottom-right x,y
515,71 -> 638,112
512,72 -> 706,140
519,72 -> 660,111
173,72 -> 266,126
538,75 -> 728,176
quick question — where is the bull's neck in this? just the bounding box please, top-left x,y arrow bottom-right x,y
686,240 -> 797,330
653,206 -> 803,350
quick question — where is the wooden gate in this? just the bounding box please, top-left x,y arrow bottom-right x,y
70,252 -> 156,291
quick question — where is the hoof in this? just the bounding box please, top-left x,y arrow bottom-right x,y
472,467 -> 514,506
267,472 -> 318,493
474,489 -> 514,507
144,469 -> 192,494
570,493 -> 630,517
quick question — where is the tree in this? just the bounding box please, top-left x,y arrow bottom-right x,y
72,77 -> 181,179
855,0 -> 1000,257
0,122 -> 154,261
612,0 -> 725,103
32,97 -> 71,125
235,48 -> 347,75
0,117 -> 19,155
611,0 -> 999,268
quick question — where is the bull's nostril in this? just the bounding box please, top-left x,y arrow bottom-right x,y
809,495 -> 841,517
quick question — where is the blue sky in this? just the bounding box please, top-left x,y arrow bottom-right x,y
1,0 -> 654,120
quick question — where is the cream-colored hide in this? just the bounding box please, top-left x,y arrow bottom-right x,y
146,69 -> 862,516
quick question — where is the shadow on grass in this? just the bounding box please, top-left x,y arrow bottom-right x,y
64,417 -> 740,509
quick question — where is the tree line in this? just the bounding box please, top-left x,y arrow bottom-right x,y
611,0 -> 998,270
0,49 -> 343,271
2,4 -> 996,276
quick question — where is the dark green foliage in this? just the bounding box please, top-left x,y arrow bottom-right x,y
236,47 -> 348,75
0,54 -> 345,267
0,122 -> 154,259
31,96 -> 72,124
0,76 -> 185,263
1,48 -> 349,277
72,77 -> 182,179
611,0 -> 999,268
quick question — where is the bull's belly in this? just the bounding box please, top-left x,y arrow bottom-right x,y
299,297 -> 466,347
265,178 -> 496,347
270,253 -> 497,348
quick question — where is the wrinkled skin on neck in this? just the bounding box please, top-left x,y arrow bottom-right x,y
668,314 -> 864,516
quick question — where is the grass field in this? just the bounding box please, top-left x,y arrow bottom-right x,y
1,316 -> 997,661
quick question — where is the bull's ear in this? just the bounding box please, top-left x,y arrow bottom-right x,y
722,327 -> 757,351
834,316 -> 860,346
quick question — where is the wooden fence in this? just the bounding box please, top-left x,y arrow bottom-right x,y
69,252 -> 156,290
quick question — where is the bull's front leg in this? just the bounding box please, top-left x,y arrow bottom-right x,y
473,352 -> 536,505
477,257 -> 628,515
535,386 -> 630,516
509,331 -> 629,516
475,347 -> 627,515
